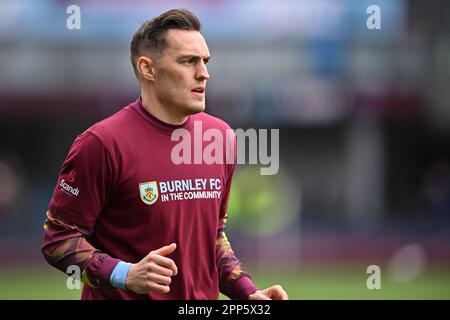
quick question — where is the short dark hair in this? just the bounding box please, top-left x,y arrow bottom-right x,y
130,9 -> 201,78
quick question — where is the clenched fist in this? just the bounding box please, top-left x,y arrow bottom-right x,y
125,243 -> 178,294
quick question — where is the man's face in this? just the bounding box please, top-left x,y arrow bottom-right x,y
152,29 -> 210,118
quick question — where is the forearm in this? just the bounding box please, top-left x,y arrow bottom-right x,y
216,227 -> 258,300
41,210 -> 120,288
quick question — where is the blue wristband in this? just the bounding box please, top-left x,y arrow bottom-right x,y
109,261 -> 132,290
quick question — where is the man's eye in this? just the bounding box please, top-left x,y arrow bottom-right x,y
183,59 -> 195,64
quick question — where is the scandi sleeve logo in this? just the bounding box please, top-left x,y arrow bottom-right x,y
59,170 -> 80,196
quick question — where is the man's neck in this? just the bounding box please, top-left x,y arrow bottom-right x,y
140,91 -> 188,125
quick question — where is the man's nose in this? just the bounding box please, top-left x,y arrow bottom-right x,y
196,62 -> 209,80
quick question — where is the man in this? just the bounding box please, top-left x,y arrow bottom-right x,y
42,8 -> 288,300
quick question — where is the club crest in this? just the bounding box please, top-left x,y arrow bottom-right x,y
139,181 -> 159,205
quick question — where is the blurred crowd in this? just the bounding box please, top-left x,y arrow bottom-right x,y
0,0 -> 449,266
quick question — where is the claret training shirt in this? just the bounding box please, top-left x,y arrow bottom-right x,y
48,98 -> 251,299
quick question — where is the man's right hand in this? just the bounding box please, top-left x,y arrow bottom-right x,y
125,243 -> 178,294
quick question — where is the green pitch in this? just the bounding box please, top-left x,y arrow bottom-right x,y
0,264 -> 449,300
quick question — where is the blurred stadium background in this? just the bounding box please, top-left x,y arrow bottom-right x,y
0,0 -> 449,299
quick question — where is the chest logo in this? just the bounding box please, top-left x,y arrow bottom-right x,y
139,181 -> 159,205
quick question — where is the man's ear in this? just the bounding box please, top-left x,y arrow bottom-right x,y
137,56 -> 156,82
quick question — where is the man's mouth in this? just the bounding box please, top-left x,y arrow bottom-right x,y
191,87 -> 205,95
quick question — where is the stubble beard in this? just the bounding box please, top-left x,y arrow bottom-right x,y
185,101 -> 205,115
